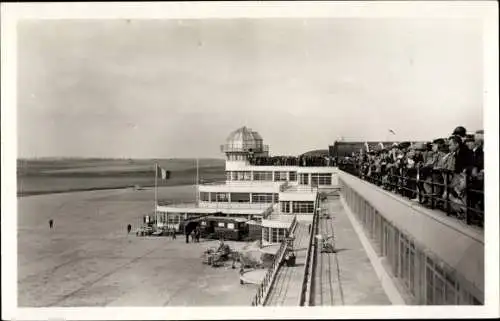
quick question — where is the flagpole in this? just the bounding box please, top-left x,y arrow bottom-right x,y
196,158 -> 199,204
155,162 -> 158,229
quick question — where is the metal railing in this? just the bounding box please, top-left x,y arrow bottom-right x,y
197,201 -> 273,210
282,185 -> 319,193
221,144 -> 269,153
249,156 -> 337,167
299,194 -> 320,306
338,162 -> 484,228
201,180 -> 282,186
251,215 -> 297,306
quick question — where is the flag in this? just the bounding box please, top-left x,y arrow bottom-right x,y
157,165 -> 170,180
389,129 -> 396,135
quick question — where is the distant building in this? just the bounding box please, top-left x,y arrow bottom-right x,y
329,140 -> 424,158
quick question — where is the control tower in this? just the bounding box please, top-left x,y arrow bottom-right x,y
220,126 -> 269,168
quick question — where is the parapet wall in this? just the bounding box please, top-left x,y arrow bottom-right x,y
338,171 -> 484,304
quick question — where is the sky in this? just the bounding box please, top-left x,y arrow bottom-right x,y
17,18 -> 484,159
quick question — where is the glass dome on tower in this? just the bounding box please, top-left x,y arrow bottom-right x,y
220,126 -> 269,153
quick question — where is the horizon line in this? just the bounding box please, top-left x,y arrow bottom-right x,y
16,156 -> 227,160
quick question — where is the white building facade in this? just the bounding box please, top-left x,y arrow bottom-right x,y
157,126 -> 339,244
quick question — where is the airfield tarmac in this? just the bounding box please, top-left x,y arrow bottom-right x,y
17,186 -> 257,307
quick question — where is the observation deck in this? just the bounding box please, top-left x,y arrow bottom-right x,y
251,170 -> 484,307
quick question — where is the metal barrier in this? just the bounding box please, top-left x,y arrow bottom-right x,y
250,215 -> 298,306
338,163 -> 484,228
298,194 -> 320,306
249,156 -> 337,167
201,180 -> 282,186
198,201 -> 273,210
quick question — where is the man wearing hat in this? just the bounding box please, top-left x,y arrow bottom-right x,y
450,134 -> 474,175
452,126 -> 467,143
384,143 -> 398,191
472,130 -> 484,175
407,143 -> 426,201
442,135 -> 476,217
422,138 -> 447,206
398,141 -> 411,150
470,130 -> 484,223
464,134 -> 475,151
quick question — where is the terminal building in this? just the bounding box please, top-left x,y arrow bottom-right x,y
157,126 -> 483,306
156,126 -> 338,245
157,127 -> 338,244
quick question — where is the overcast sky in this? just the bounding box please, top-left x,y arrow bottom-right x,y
17,18 -> 483,158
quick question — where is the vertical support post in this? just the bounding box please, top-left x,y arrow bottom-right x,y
417,167 -> 421,203
431,169 -> 435,209
155,162 -> 158,228
445,171 -> 450,216
196,158 -> 199,204
465,172 -> 471,225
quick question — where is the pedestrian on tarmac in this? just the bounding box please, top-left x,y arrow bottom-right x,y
239,266 -> 245,284
127,224 -> 132,234
49,219 -> 54,229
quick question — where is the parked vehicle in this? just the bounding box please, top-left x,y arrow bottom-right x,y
136,225 -> 153,236
198,216 -> 249,241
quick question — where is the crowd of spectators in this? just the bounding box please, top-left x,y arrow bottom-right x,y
249,155 -> 338,167
338,126 -> 484,227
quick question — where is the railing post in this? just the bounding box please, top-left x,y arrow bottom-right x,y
465,172 -> 471,225
417,167 -> 422,203
397,169 -> 402,195
430,169 -> 435,209
445,171 -> 451,216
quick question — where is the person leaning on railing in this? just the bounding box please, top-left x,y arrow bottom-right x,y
420,138 -> 448,206
384,144 -> 399,192
340,130 -> 483,226
440,135 -> 474,218
466,130 -> 484,224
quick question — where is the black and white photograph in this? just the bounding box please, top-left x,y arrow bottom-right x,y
1,1 -> 498,320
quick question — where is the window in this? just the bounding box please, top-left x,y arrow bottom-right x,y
226,171 -> 232,181
227,223 -> 235,229
271,228 -> 286,243
231,193 -> 250,203
299,173 -> 309,185
274,193 -> 279,202
201,221 -> 207,226
218,222 -> 225,227
426,263 -> 434,304
262,227 -> 269,242
229,154 -> 246,161
281,201 -> 290,213
271,228 -> 279,243
216,193 -> 229,202
409,247 -> 415,295
444,272 -> 457,304
252,193 -> 273,203
311,173 -> 332,186
289,172 -> 297,181
200,192 -> 209,201
274,171 -> 288,181
233,171 -> 251,181
434,274 -> 445,304
292,201 -> 314,213
253,171 -> 273,181
167,214 -> 181,224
